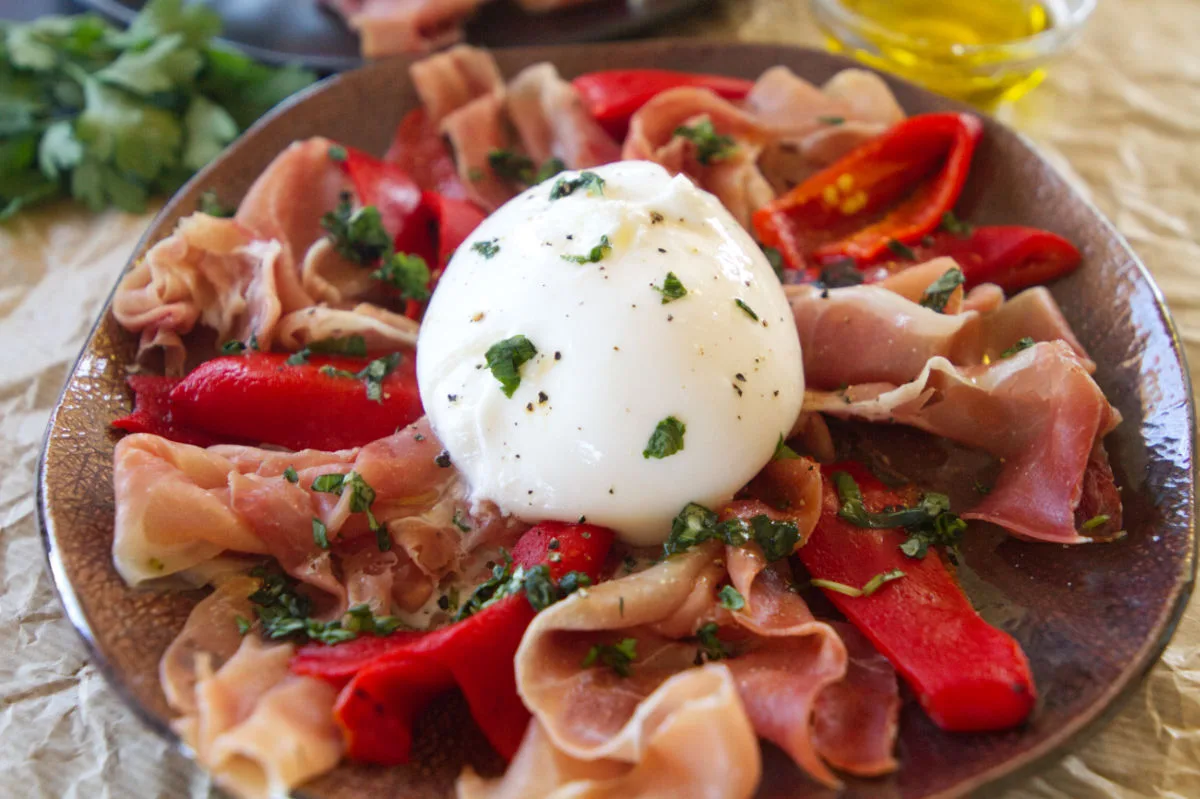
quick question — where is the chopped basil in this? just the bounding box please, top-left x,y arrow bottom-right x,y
485,334 -> 538,398
246,564 -> 356,645
653,272 -> 688,303
455,553 -> 570,619
288,334 -> 370,365
816,258 -> 864,289
1082,514 -> 1111,531
559,571 -> 592,596
198,189 -> 234,218
488,150 -> 566,186
310,470 -> 386,549
235,616 -> 251,635
452,510 -> 471,532
311,517 -> 330,550
718,585 -> 745,611
319,352 -> 401,403
283,466 -> 299,483
549,170 -> 606,200
773,434 -> 801,461
940,210 -> 973,236
919,267 -> 965,313
560,234 -> 612,265
344,603 -> 403,636
467,167 -> 485,182
643,415 -> 686,459
663,503 -> 799,562
811,569 -> 906,598
735,299 -> 759,321
1000,337 -> 1036,359
832,471 -> 966,559
320,193 -> 392,265
285,350 -> 308,366
523,565 -> 557,611
582,637 -> 637,677
818,115 -> 846,125
762,245 -> 786,281
886,239 -> 917,261
695,622 -> 731,662
327,144 -> 348,162
221,339 -> 247,355
673,119 -> 736,165
472,239 -> 500,259
373,251 -> 431,302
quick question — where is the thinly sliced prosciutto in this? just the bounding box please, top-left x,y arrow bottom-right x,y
804,342 -> 1122,543
275,302 -> 419,352
410,44 -> 505,125
441,93 -> 514,211
505,63 -> 622,169
323,0 -> 484,58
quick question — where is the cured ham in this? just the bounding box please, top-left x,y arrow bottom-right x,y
275,302 -> 419,352
112,215 -> 284,375
173,636 -> 343,799
441,93 -> 514,211
411,45 -> 505,125
804,342 -> 1122,543
506,63 -> 622,169
323,0 -> 484,58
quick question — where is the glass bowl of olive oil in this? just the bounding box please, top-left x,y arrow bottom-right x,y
810,0 -> 1096,106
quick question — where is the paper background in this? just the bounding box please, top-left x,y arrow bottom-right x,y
1,0 -> 1198,796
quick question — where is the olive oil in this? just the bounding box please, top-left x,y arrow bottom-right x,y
819,0 -> 1057,106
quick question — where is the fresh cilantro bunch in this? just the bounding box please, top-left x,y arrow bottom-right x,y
0,0 -> 315,218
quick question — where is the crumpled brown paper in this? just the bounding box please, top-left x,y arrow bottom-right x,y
1,1 -> 1197,796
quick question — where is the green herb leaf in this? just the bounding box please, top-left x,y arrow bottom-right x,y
1082,514 -> 1111,531
558,571 -> 592,596
522,564 -> 557,611
886,239 -> 917,261
198,188 -> 234,217
472,238 -> 500,259
773,434 -> 801,461
999,337 -> 1036,359
735,299 -> 759,321
718,585 -> 745,611
919,267 -> 965,313
181,94 -> 238,171
549,170 -> 605,200
327,144 -> 347,162
818,115 -> 846,125
940,210 -> 973,236
344,603 -> 403,636
533,157 -> 566,184
318,352 -> 401,403
695,622 -> 731,662
832,471 -> 967,559
282,466 -> 299,483
560,234 -> 612,265
762,245 -> 785,281
811,569 -> 906,598
582,637 -> 638,677
220,339 -> 247,354
817,258 -> 864,289
488,149 -> 535,183
663,503 -> 799,562
673,119 -> 737,165
373,251 -> 431,302
485,334 -> 538,398
235,615 -> 251,635
652,271 -> 687,303
312,517 -> 329,550
643,415 -> 686,459
320,193 -> 392,265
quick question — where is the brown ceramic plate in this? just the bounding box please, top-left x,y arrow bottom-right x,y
37,41 -> 1197,799
74,0 -> 713,72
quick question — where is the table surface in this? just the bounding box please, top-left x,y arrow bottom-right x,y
2,1 -> 1199,797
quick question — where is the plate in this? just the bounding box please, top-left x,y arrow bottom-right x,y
37,41 -> 1197,799
73,0 -> 713,72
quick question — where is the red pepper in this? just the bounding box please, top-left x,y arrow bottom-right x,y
292,522 -> 615,764
165,352 -> 421,451
422,190 -> 487,269
875,225 -> 1083,292
753,113 -> 983,271
111,375 -> 219,447
338,145 -> 437,267
572,69 -> 756,140
385,108 -> 470,201
795,463 -> 1036,732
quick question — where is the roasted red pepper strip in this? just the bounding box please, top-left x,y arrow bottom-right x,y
292,523 -> 615,763
111,375 -> 220,447
422,190 -> 486,269
753,113 -> 983,270
338,145 -> 437,266
572,69 -> 755,140
873,225 -> 1083,292
165,352 -> 422,451
796,463 -> 1036,732
385,107 -> 470,201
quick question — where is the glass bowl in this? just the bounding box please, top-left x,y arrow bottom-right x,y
809,0 -> 1097,106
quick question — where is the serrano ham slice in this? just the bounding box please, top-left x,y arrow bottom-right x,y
505,63 -> 621,169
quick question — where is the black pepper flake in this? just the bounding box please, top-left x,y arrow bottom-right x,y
548,538 -> 560,550
435,450 -> 452,468
448,394 -> 458,402
538,391 -> 549,404
773,390 -> 780,397
526,402 -> 534,411
554,351 -> 562,361
733,384 -> 743,397
566,234 -> 574,240
820,288 -> 830,299
528,489 -> 533,495
608,487 -> 615,495
650,211 -> 664,224
657,247 -> 667,254
667,314 -> 673,322
735,373 -> 746,382
414,433 -> 425,441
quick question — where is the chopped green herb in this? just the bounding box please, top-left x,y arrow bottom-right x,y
559,571 -> 592,596
344,603 -> 403,636
311,517 -> 329,550
718,585 -> 745,611
560,234 -> 612,264
735,299 -> 759,321
832,471 -> 966,559
673,119 -> 736,165
549,170 -> 606,200
288,334 -> 370,365
235,615 -> 251,635
311,470 -> 386,549
452,510 -> 471,533
534,157 -> 566,184
247,564 -> 356,645
285,350 -> 308,366
886,239 -> 917,261
327,144 -> 347,162
773,434 -> 801,461
320,193 -> 392,265
1082,514 -> 1111,531
522,565 -> 557,611
811,569 -> 906,598
472,239 -> 500,259
198,189 -> 233,217
488,150 -> 563,186
220,339 -> 247,354
817,258 -> 864,289
919,267 -> 965,313
663,503 -> 799,562
999,337 -> 1036,359
318,352 -> 401,403
582,637 -> 638,677
818,115 -> 846,125
485,334 -> 538,398
282,466 -> 299,483
643,415 -> 686,459
974,480 -> 992,495
372,251 -> 431,302
762,245 -> 786,281
652,271 -> 688,303
940,210 -> 973,236
695,622 -> 731,662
